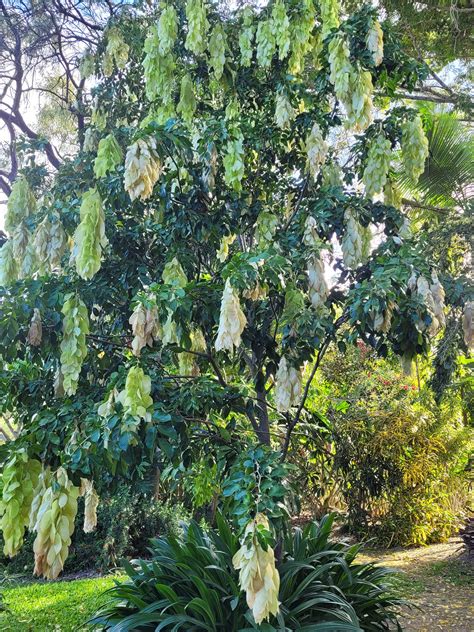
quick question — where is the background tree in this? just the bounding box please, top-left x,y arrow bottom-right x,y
0,0 -> 130,196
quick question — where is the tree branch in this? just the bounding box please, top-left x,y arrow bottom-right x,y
281,311 -> 350,459
402,198 -> 450,215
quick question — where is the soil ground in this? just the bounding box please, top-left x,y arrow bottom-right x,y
361,538 -> 474,631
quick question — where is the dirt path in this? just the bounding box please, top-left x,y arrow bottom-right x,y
361,538 -> 474,631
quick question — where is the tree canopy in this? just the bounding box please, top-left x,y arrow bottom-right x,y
0,0 -> 472,587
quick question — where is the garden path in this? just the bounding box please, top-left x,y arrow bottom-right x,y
362,538 -> 474,631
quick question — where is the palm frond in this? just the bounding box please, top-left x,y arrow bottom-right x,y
397,109 -> 474,209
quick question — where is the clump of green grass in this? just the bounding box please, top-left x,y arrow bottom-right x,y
389,571 -> 425,597
0,576 -> 122,631
425,559 -> 474,587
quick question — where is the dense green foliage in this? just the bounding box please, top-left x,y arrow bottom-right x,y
286,344 -> 471,546
92,514 -> 405,631
319,346 -> 470,546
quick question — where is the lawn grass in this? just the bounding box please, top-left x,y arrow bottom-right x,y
425,559 -> 474,587
0,575 -> 123,631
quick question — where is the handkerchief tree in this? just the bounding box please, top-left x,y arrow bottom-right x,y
0,0 -> 471,579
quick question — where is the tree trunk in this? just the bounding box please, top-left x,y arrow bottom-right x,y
255,383 -> 271,446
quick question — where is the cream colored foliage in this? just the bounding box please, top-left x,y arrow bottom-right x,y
272,0 -> 291,60
306,122 -> 328,181
320,0 -> 340,38
5,176 -> 36,236
157,3 -> 178,55
179,326 -> 207,376
80,479 -> 99,534
363,132 -> 391,197
401,115 -> 429,184
360,224 -> 373,263
83,127 -> 98,153
9,223 -> 36,280
366,20 -> 384,66
59,295 -> 89,396
256,19 -> 276,68
274,91 -> 295,130
27,308 -> 42,346
303,215 -> 320,249
163,257 -> 188,287
0,451 -> 41,557
91,105 -> 107,131
177,74 -> 197,125
117,366 -> 153,424
328,33 -> 351,103
217,234 -> 236,262
97,388 -> 118,418
374,300 -> 396,334
209,23 -> 227,80
215,279 -> 247,353
430,272 -> 446,331
129,303 -> 149,356
463,301 -> 474,349
223,132 -> 245,192
384,179 -> 402,209
11,223 -> 30,262
143,25 -> 176,104
346,68 -> 373,131
399,217 -> 412,240
29,467 -> 52,531
19,241 -> 38,279
416,275 -> 440,336
32,467 -> 79,579
239,7 -> 255,67
130,302 -> 160,356
288,0 -> 315,75
275,356 -> 302,412
73,188 -> 108,280
162,311 -> 179,346
308,255 -> 329,310
93,133 -> 123,178
102,27 -> 129,77
232,514 -> 280,625
124,137 -> 162,201
185,0 -> 209,55
204,143 -> 219,191
0,240 -> 18,286
243,281 -> 267,301
255,211 -> 278,249
342,208 -> 363,269
33,212 -> 68,273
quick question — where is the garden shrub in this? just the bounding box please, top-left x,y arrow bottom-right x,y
319,345 -> 471,546
92,514 -> 405,631
0,482 -> 188,574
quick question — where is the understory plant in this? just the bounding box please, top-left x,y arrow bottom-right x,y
312,345 -> 471,546
91,514 -> 405,631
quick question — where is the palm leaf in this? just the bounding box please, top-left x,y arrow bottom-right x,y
397,108 -> 474,209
